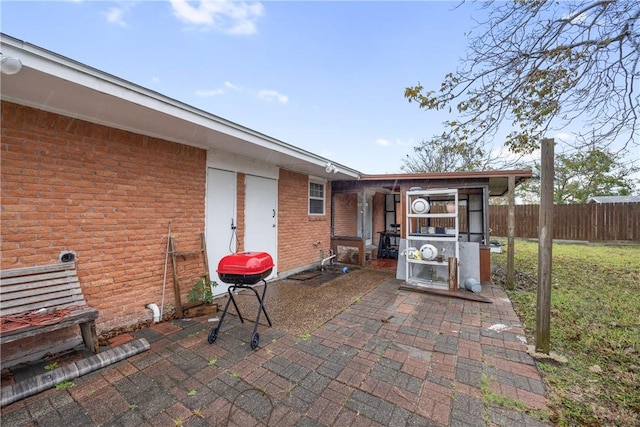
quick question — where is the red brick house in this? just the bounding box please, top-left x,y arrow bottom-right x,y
1,34 -> 360,365
1,34 -> 531,366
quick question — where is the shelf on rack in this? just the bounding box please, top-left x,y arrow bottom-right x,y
406,188 -> 459,290
408,233 -> 456,238
406,258 -> 449,266
407,213 -> 457,218
406,277 -> 449,290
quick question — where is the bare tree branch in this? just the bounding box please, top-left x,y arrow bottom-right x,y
405,1 -> 640,154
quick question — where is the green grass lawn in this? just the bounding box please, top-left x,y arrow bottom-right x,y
492,241 -> 640,426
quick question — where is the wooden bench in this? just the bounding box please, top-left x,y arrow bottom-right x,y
0,262 -> 99,354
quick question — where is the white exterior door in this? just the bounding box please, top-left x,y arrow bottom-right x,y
244,175 -> 278,280
206,168 -> 237,296
358,192 -> 374,245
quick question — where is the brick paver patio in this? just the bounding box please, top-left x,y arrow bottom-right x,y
1,278 -> 551,426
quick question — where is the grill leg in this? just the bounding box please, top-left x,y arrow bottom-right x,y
245,280 -> 271,350
208,285 -> 243,344
227,285 -> 245,323
209,280 -> 272,349
244,280 -> 272,328
258,280 -> 272,327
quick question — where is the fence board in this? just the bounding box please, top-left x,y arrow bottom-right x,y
489,203 -> 639,242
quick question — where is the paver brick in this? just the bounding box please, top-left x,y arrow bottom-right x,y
106,408 -> 146,427
336,366 -> 367,388
295,415 -> 325,427
455,357 -> 484,387
281,362 -> 312,383
80,386 -> 131,425
305,396 -> 343,426
282,389 -> 314,413
230,388 -> 275,421
386,385 -> 419,411
299,370 -> 331,394
316,360 -> 344,379
401,360 -> 429,379
1,278 -> 554,427
434,334 -> 459,354
320,380 -> 354,405
269,405 -> 302,426
450,391 -> 485,427
488,404 -> 550,427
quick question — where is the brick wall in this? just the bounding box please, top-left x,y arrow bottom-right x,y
277,169 -> 331,272
1,102 -> 206,337
333,193 -> 358,236
332,193 -> 387,239
236,173 -> 246,252
373,192 -> 386,241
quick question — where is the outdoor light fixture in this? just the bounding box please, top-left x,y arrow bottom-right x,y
325,162 -> 338,174
0,55 -> 23,75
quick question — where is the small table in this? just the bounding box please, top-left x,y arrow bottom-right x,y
377,231 -> 400,259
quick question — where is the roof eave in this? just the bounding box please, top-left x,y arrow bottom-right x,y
0,33 -> 361,181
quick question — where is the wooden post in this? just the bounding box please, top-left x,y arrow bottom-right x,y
448,257 -> 458,291
506,175 -> 516,289
536,138 -> 554,354
361,190 -> 367,266
200,232 -> 210,282
169,237 -> 184,319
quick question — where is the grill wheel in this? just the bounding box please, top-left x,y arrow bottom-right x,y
251,332 -> 260,350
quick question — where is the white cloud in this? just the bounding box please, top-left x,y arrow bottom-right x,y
103,6 -> 128,26
195,88 -> 224,97
376,138 -> 414,148
552,131 -> 576,145
170,0 -> 264,35
258,89 -> 288,104
224,81 -> 240,90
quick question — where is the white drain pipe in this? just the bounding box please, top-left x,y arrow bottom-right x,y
146,303 -> 161,323
320,250 -> 336,270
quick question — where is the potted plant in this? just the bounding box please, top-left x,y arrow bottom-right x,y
184,275 -> 218,317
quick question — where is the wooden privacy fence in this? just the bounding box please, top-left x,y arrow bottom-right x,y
489,203 -> 640,242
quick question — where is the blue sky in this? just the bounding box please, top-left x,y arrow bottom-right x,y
1,0 -> 488,174
3,1 -> 637,180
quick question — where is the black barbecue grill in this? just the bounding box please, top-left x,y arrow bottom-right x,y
208,251 -> 273,350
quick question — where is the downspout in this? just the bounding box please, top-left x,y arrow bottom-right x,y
146,303 -> 161,323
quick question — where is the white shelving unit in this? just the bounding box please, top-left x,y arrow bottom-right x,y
405,188 -> 459,290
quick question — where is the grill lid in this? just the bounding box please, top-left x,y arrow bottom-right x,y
217,251 -> 274,276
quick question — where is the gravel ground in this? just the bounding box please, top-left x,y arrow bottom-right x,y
216,265 -> 395,336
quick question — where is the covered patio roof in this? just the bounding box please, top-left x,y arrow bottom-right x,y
333,169 -> 533,196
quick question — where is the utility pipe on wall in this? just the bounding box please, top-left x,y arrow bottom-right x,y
320,250 -> 336,270
146,303 -> 161,323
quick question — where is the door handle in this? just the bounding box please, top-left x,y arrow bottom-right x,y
272,209 -> 276,218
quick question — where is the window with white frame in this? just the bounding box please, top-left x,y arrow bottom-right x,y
309,180 -> 325,215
